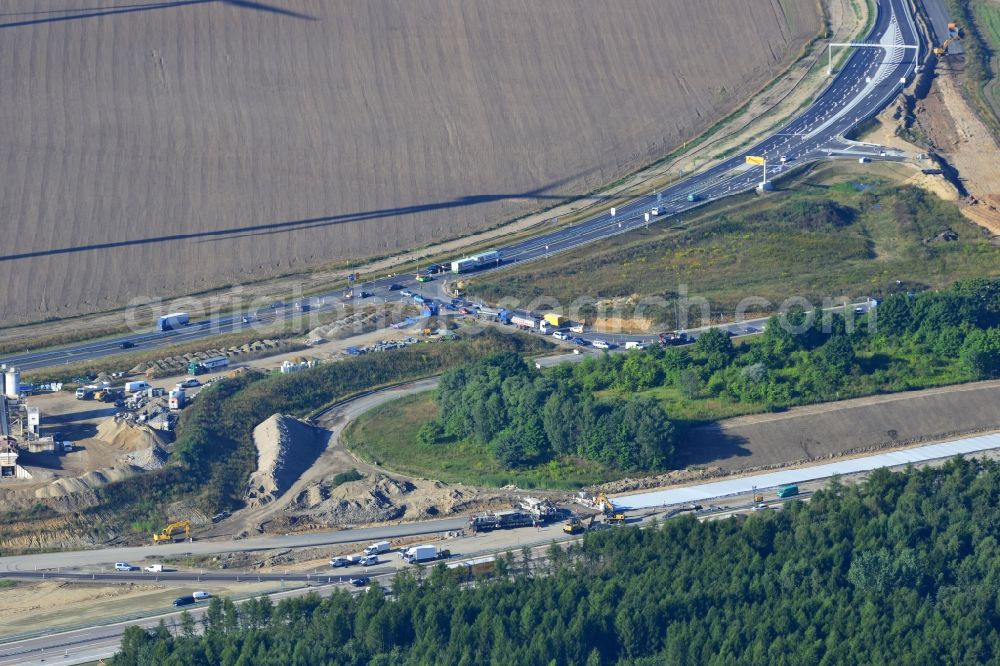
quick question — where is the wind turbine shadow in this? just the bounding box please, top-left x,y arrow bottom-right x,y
0,0 -> 315,29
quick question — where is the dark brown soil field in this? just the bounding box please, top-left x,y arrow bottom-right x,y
680,380 -> 1000,472
0,0 -> 818,323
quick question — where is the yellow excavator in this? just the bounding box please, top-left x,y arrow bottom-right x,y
153,520 -> 191,544
596,493 -> 627,525
934,23 -> 960,57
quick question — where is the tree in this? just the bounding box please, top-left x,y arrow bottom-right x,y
819,335 -> 856,375
872,294 -> 913,337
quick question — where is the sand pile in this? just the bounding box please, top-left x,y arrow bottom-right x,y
244,415 -> 324,509
34,466 -> 140,499
96,420 -> 170,471
286,472 -> 487,527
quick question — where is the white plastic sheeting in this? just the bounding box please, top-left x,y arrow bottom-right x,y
615,432 -> 1000,510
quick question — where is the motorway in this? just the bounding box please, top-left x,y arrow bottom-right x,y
0,0 -> 921,372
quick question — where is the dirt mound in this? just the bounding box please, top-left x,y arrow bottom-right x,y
244,415 -> 324,509
283,471 -> 496,528
34,465 -> 141,499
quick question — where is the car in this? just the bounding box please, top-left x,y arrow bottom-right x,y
359,555 -> 379,566
115,562 -> 136,571
573,337 -> 589,346
119,341 -> 135,349
552,331 -> 570,341
591,340 -> 613,350
173,596 -> 196,607
853,306 -> 865,314
350,576 -> 371,587
330,556 -> 351,568
241,315 -> 257,324
444,303 -> 457,311
400,289 -> 414,298
176,378 -> 201,389
416,275 -> 433,283
359,291 -> 373,298
743,326 -> 760,334
269,301 -> 285,309
779,155 -> 788,163
459,307 -> 472,315
388,283 -> 404,291
193,591 -> 211,601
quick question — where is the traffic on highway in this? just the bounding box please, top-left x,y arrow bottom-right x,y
0,0 -> 921,373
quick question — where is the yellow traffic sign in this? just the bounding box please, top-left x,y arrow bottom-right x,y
745,155 -> 766,166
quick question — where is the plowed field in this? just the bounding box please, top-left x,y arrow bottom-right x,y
0,0 -> 818,322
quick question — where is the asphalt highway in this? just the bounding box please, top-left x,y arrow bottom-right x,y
1,0 -> 922,373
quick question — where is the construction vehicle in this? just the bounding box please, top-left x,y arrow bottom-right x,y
934,36 -> 958,57
596,493 -> 627,525
153,520 -> 191,544
562,514 -> 596,535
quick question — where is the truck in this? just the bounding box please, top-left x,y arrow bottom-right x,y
510,315 -> 539,330
543,313 -> 564,327
75,386 -> 97,400
776,485 -> 799,498
687,193 -> 700,202
187,356 -> 229,376
124,381 -> 151,394
144,564 -> 164,573
168,389 -> 186,410
468,510 -> 535,532
364,541 -> 391,556
402,545 -> 440,563
624,341 -> 646,350
450,250 -> 501,273
157,312 -> 190,331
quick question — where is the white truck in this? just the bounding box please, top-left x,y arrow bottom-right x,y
124,380 -> 151,394
144,564 -> 163,573
402,545 -> 448,564
364,541 -> 391,556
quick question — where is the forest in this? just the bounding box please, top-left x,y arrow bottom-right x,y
429,352 -> 675,470
404,279 -> 1000,476
110,458 -> 1000,665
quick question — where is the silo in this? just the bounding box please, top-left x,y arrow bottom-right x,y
4,367 -> 20,399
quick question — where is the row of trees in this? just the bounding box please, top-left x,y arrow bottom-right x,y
112,458 -> 1000,665
428,352 -> 675,470
561,278 -> 1000,413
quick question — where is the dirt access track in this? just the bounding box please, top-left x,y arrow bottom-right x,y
0,0 -> 819,323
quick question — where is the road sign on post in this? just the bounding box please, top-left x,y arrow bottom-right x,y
745,156 -> 766,166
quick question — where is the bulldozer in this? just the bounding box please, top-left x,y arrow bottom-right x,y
153,520 -> 191,544
596,492 -> 627,525
562,514 -> 596,535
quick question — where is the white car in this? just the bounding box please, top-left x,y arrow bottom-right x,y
193,591 -> 211,601
359,555 -> 379,566
175,378 -> 201,389
592,340 -> 613,350
115,562 -> 136,571
552,331 -> 570,341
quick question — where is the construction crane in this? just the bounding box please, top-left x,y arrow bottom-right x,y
595,493 -> 627,525
153,520 -> 191,544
